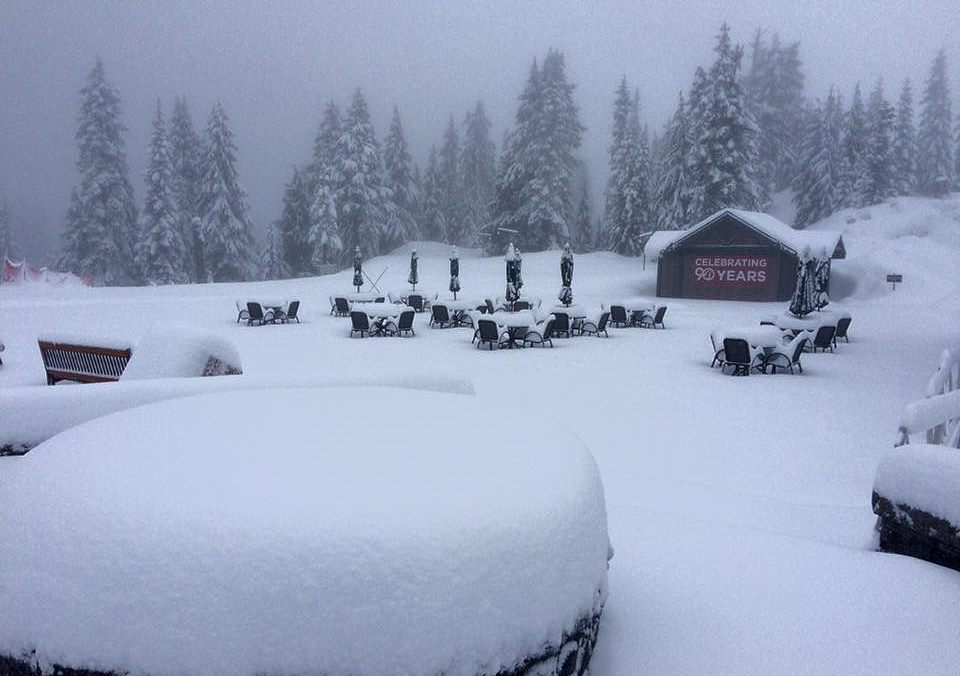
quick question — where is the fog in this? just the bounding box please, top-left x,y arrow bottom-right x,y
1,0 -> 957,260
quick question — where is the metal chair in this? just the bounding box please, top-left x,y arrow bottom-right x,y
579,312 -> 610,338
721,338 -> 762,376
609,305 -> 629,327
350,311 -> 373,338
476,318 -> 507,350
812,325 -> 837,353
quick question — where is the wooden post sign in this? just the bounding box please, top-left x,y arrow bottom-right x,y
887,273 -> 903,290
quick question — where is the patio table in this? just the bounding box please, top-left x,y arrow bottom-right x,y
717,325 -> 788,351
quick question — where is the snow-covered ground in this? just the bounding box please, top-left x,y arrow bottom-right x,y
2,196 -> 960,674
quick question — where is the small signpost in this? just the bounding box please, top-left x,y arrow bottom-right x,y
887,273 -> 903,290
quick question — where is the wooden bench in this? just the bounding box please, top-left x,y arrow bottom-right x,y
38,340 -> 132,385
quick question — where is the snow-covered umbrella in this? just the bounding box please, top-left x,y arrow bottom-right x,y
352,246 -> 363,293
559,242 -> 574,306
515,245 -> 524,294
814,249 -> 831,310
505,242 -> 518,303
407,249 -> 418,291
788,247 -> 817,318
449,246 -> 461,300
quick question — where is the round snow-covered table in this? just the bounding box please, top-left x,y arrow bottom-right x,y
718,325 -> 788,350
0,387 -> 611,676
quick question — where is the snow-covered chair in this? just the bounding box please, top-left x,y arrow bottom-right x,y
524,318 -> 555,348
279,300 -> 300,324
579,312 -> 610,338
246,302 -> 273,326
811,325 -> 836,353
834,317 -> 852,346
475,318 -> 507,350
640,306 -> 667,329
384,310 -> 415,337
333,297 -> 351,317
709,332 -> 725,369
721,338 -> 763,376
551,312 -> 572,338
350,311 -> 374,338
430,304 -> 454,328
609,305 -> 628,328
235,301 -> 250,323
763,333 -> 810,375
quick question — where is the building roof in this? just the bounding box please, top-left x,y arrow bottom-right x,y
644,208 -> 846,261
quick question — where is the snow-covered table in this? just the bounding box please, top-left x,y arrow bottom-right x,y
0,387 -> 611,676
762,308 -> 851,333
353,302 -> 411,319
717,325 -> 789,350
434,298 -> 482,312
603,298 -> 657,314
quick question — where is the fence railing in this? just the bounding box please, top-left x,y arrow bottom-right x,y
896,347 -> 960,447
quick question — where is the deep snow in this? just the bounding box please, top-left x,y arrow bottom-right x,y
2,197 -> 960,674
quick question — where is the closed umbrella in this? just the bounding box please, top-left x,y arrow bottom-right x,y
408,250 -> 419,291
559,242 -> 574,306
352,246 -> 363,293
814,251 -> 831,310
449,246 -> 460,300
515,245 -> 524,294
788,247 -> 817,318
505,242 -> 518,303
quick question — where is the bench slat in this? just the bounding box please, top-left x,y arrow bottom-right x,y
38,340 -> 132,385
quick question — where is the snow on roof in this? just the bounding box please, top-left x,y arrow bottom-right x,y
0,386 -> 610,676
644,209 -> 845,260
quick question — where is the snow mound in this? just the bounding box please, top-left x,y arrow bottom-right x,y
121,323 -> 241,379
874,443 -> 960,527
0,387 -> 610,676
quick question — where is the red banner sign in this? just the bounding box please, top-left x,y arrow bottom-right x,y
689,254 -> 770,287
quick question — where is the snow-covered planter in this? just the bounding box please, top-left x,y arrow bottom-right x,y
121,324 -> 241,380
0,387 -> 611,676
872,444 -> 960,572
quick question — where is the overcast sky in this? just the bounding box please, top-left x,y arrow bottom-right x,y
1,0 -> 958,259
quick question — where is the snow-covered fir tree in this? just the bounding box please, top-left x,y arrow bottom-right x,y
198,101 -> 256,282
684,66 -> 710,222
259,221 -> 289,280
793,89 -> 845,227
604,78 -> 633,243
689,25 -> 764,222
168,97 -> 203,282
491,50 -> 583,253
916,50 -> 955,197
839,83 -> 869,207
655,92 -> 693,230
309,101 -> 342,189
383,106 -> 419,248
60,189 -> 86,272
745,31 -> 805,194
63,59 -> 139,285
608,91 -> 653,255
859,80 -> 896,205
332,89 -> 390,261
570,163 -> 593,251
892,79 -> 918,196
438,116 -> 466,244
308,168 -> 343,269
420,145 -> 446,242
277,167 -> 313,276
137,101 -> 189,285
460,101 -> 497,246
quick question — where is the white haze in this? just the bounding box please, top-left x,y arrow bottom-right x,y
0,0 -> 957,260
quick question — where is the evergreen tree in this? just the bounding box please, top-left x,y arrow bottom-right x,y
420,145 -> 446,241
492,50 -> 583,252
310,101 -> 342,185
308,169 -> 343,269
332,89 -> 389,260
793,90 -> 845,227
383,106 -> 419,247
745,32 -> 805,193
277,167 -> 313,275
608,92 -> 652,255
859,80 -> 896,205
259,221 -> 289,280
64,58 -> 139,285
137,101 -> 189,285
604,77 -> 633,241
892,79 -> 918,195
689,24 -> 764,221
198,101 -> 256,282
460,101 -> 497,246
685,66 -> 710,222
438,116 -> 465,244
916,50 -> 955,196
168,97 -> 203,282
60,189 -> 86,272
570,163 -> 593,251
655,92 -> 693,230
840,83 -> 868,207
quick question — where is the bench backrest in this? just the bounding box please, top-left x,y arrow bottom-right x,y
38,340 -> 132,384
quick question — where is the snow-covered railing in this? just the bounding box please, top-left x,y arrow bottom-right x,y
896,347 -> 960,448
